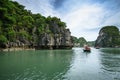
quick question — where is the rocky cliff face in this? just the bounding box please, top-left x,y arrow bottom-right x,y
95,26 -> 120,47
1,20 -> 73,50
35,21 -> 73,49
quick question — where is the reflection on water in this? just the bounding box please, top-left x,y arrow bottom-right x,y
0,48 -> 120,80
0,50 -> 73,80
64,48 -> 101,80
99,48 -> 120,80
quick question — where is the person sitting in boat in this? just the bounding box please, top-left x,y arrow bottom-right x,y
84,45 -> 90,50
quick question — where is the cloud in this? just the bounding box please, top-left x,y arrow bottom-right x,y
13,0 -> 59,17
62,4 -> 107,41
63,4 -> 105,29
53,0 -> 65,9
103,11 -> 120,27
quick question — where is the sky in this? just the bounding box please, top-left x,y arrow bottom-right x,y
13,0 -> 120,41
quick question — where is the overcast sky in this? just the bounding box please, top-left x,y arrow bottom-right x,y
13,0 -> 120,41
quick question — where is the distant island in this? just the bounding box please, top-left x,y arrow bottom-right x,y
0,0 -> 73,51
71,37 -> 95,47
95,26 -> 120,48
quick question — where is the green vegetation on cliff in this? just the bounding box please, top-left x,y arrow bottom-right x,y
95,26 -> 120,47
100,26 -> 119,36
0,0 -> 72,49
78,37 -> 87,47
72,36 -> 94,47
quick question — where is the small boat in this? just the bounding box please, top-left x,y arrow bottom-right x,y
83,49 -> 91,52
83,45 -> 91,52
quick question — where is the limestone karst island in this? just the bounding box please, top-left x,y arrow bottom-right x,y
0,0 -> 73,51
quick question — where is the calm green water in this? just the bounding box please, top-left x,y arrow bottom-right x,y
0,48 -> 120,80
